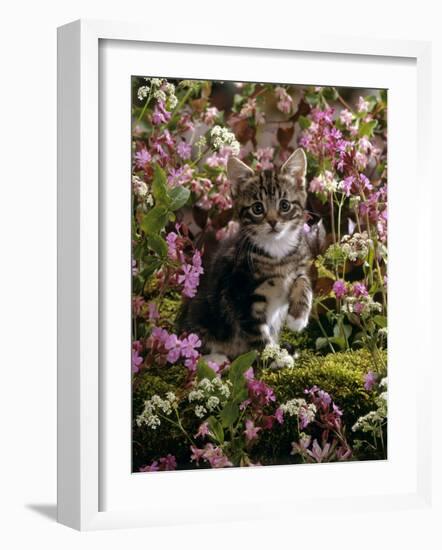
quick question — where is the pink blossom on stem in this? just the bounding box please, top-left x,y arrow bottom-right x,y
147,301 -> 160,321
353,282 -> 368,297
364,371 -> 378,391
177,140 -> 192,160
152,100 -> 171,125
333,280 -> 347,299
244,420 -> 261,441
134,148 -> 152,169
132,348 -> 143,373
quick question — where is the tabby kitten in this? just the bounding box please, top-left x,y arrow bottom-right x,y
177,148 -> 312,360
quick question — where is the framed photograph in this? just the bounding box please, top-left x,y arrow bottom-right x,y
57,19 -> 432,530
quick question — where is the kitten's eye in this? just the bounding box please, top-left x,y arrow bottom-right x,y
251,202 -> 264,215
279,199 -> 291,213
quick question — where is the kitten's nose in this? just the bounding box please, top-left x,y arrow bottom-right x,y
268,219 -> 277,229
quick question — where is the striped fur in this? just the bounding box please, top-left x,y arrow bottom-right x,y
177,149 -> 313,359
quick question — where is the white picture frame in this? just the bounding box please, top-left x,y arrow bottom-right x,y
57,19 -> 433,531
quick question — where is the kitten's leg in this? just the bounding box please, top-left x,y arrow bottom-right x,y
286,275 -> 312,332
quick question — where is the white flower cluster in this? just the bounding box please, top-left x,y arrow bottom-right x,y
319,171 -> 339,193
261,344 -> 295,369
137,78 -> 178,109
341,295 -> 382,319
132,175 -> 153,205
188,377 -> 231,419
340,232 -> 373,262
136,392 -> 177,430
280,398 -> 316,422
210,125 -> 240,155
352,378 -> 387,433
137,85 -> 150,101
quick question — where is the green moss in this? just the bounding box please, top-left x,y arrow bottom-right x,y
253,348 -> 386,463
262,348 -> 384,422
133,348 -> 387,468
158,292 -> 182,325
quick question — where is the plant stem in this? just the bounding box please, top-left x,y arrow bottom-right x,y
136,88 -> 153,124
315,309 -> 336,353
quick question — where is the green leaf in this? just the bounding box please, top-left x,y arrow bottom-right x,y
196,359 -> 216,381
315,337 -> 329,351
152,164 -> 169,205
139,257 -> 161,280
359,120 -> 378,137
207,416 -> 224,444
304,91 -> 320,106
220,401 -> 240,428
168,186 -> 191,211
228,350 -> 257,386
328,336 -> 346,350
322,87 -> 338,101
147,234 -> 167,258
333,323 -> 352,340
141,206 -> 169,235
373,315 -> 387,328
298,115 -> 311,130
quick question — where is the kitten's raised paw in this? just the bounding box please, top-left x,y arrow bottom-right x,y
286,313 -> 309,332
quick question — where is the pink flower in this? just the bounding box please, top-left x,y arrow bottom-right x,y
147,301 -> 160,321
139,461 -> 159,472
333,280 -> 347,299
340,176 -> 354,196
134,148 -> 152,169
177,140 -> 192,160
309,176 -> 325,194
132,349 -> 143,373
254,147 -> 275,171
306,439 -> 331,463
152,100 -> 171,125
364,371 -> 378,391
203,107 -> 219,125
166,231 -> 179,260
180,333 -> 202,358
178,250 -> 204,298
132,295 -> 145,317
353,282 -> 368,297
158,454 -> 177,471
164,333 -> 182,363
244,420 -> 261,441
339,109 -> 353,126
139,454 -> 176,472
274,407 -> 284,424
190,445 -> 205,464
207,361 -> 221,374
247,379 -> 275,406
244,367 -> 255,381
167,165 -> 194,187
190,444 -> 232,468
195,422 -> 210,439
274,86 -> 293,114
353,301 -> 365,315
357,96 -> 370,113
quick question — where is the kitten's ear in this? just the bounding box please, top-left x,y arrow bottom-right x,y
281,148 -> 307,188
227,156 -> 254,196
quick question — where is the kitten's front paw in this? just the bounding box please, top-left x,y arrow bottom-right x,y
286,313 -> 309,332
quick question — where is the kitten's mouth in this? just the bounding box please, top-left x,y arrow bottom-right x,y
268,228 -> 279,234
